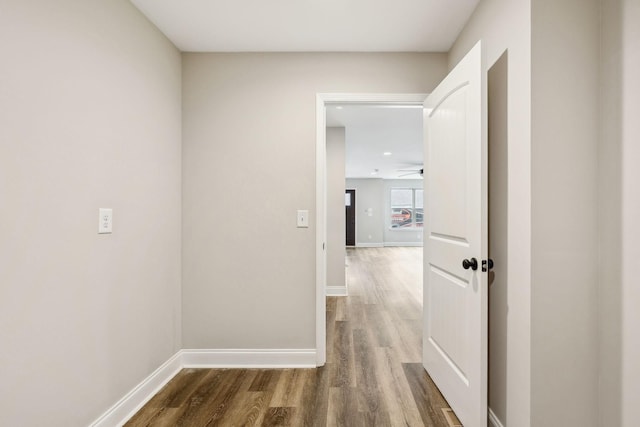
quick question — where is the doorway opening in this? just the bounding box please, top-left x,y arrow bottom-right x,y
315,93 -> 427,365
317,44 -> 495,427
318,94 -> 463,426
345,189 -> 356,246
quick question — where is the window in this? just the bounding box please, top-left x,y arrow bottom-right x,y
390,188 -> 424,228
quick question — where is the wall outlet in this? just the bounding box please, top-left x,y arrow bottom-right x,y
99,208 -> 113,234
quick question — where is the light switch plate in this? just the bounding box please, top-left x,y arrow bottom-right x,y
297,210 -> 309,228
99,208 -> 113,234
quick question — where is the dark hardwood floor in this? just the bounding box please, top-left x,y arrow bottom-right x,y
125,247 -> 457,426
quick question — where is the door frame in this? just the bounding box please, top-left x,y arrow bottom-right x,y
315,93 -> 428,366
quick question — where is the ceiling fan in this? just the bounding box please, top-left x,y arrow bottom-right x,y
397,164 -> 424,178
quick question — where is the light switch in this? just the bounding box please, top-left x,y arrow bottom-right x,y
99,208 -> 113,234
297,210 -> 309,228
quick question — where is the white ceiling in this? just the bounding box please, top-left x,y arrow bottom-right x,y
129,0 -> 479,52
127,1 -> 474,178
327,105 -> 423,180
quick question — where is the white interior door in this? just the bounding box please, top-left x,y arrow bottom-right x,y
423,41 -> 487,427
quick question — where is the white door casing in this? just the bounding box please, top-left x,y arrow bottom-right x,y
423,41 -> 487,427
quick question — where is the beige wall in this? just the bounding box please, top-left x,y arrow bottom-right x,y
456,0 -> 606,425
599,1 -> 623,424
0,1 -> 182,426
488,51 -> 509,425
181,53 -> 447,349
530,1 -> 600,425
345,178 -> 385,246
454,1 -> 602,425
449,0 -> 531,425
326,127 -> 346,290
600,0 -> 640,426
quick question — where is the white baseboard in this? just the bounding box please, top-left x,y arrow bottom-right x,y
488,408 -> 505,427
355,242 -> 384,248
181,348 -> 317,368
326,285 -> 348,296
384,242 -> 423,247
89,351 -> 182,427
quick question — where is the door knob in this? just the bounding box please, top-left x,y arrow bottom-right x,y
462,258 -> 478,271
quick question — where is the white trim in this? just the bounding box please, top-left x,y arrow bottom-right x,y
319,93 -> 428,105
316,95 -> 327,367
384,242 -> 424,247
89,351 -> 182,427
316,93 -> 428,371
326,285 -> 348,296
181,349 -> 317,368
488,408 -> 505,427
356,242 -> 384,248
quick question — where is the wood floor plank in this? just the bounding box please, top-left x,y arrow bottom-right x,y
345,295 -> 366,328
269,368 -> 309,408
199,369 -> 250,425
262,407 -> 295,426
175,369 -> 248,426
124,406 -> 172,427
352,328 -> 386,416
374,348 -> 424,427
125,248 -> 457,427
144,408 -> 182,427
162,369 -> 214,408
212,371 -> 265,426
326,296 -> 337,312
402,363 -> 451,427
329,321 -> 356,388
327,387 -> 363,427
216,391 -> 269,427
363,303 -> 393,348
249,369 -> 281,392
334,295 -> 348,322
125,369 -> 211,426
299,364 -> 330,426
325,304 -> 337,361
361,410 -> 392,427
125,369 -> 225,427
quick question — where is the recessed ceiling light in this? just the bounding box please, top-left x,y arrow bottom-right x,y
383,152 -> 392,156
335,106 -> 343,110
